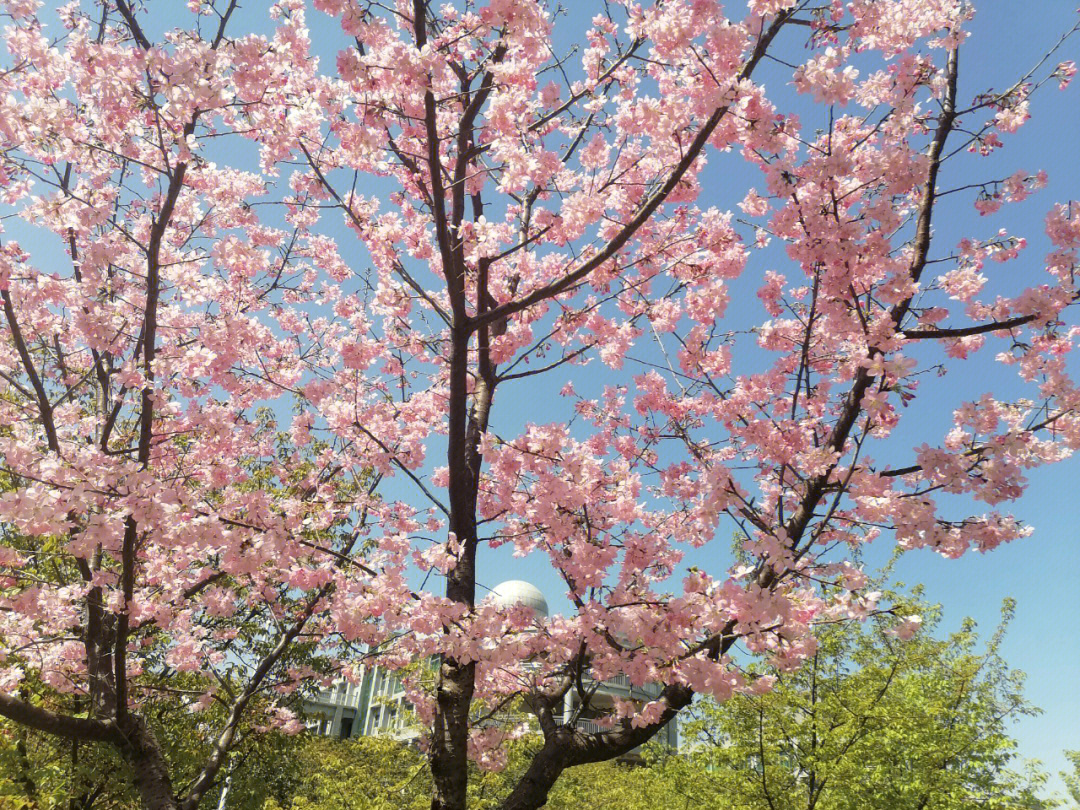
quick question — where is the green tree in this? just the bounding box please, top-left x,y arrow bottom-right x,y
1061,751 -> 1080,809
258,735 -> 689,810
675,595 -> 1053,810
260,737 -> 429,810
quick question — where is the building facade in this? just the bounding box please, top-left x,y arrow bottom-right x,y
304,659 -> 416,740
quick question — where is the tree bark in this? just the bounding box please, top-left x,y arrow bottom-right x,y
499,736 -> 572,810
430,328 -> 485,810
118,718 -> 180,810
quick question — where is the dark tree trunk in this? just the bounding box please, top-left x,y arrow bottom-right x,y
499,735 -> 572,810
119,718 -> 180,810
430,329 -> 484,810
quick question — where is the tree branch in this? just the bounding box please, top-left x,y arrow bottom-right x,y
473,12 -> 793,334
902,312 -> 1038,340
1,288 -> 59,452
179,588 -> 329,810
0,694 -> 120,744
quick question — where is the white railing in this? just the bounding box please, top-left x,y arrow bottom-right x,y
574,718 -> 607,734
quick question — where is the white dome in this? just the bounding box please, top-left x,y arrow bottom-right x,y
489,580 -> 549,619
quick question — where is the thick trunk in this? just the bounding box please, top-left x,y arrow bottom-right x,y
119,718 -> 180,810
429,657 -> 477,810
499,736 -> 571,810
429,317 -> 480,810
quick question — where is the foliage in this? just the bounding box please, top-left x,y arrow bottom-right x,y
259,737 -> 428,810
259,736 -> 682,810
675,596 -> 1055,810
1062,751 -> 1080,809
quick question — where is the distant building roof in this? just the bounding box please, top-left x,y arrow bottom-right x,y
489,580 -> 549,619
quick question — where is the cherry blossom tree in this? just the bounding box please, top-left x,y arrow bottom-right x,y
0,2 -> 369,808
2,2 -> 1079,810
